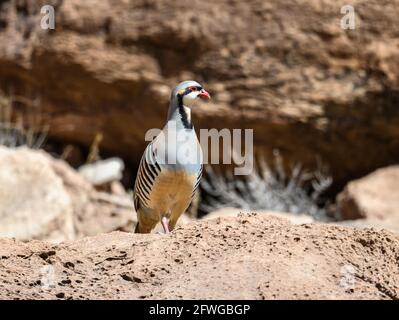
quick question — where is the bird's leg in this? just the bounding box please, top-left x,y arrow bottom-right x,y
161,216 -> 170,234
168,218 -> 177,232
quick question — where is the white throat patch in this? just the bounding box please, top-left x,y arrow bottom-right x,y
182,91 -> 199,107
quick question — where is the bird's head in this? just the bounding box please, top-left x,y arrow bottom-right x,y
173,80 -> 211,107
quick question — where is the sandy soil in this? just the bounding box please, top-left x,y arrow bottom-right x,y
0,214 -> 398,300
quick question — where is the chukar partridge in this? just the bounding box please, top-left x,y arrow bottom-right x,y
134,80 -> 210,233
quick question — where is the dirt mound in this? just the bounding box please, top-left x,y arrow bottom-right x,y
0,214 -> 398,300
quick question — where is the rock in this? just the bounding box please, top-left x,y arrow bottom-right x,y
0,214 -> 398,299
78,157 -> 125,186
0,146 -> 75,242
336,166 -> 399,232
204,207 -> 315,225
1,1 -> 399,183
49,153 -> 136,238
0,146 -> 135,242
109,181 -> 127,196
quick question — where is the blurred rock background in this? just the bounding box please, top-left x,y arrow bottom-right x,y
0,0 -> 399,241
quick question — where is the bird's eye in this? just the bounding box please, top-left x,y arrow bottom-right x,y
189,86 -> 198,92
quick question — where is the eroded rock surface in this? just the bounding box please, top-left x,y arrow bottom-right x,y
0,1 -> 399,184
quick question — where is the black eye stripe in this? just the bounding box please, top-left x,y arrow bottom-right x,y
183,86 -> 202,95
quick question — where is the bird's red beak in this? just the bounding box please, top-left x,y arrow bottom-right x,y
198,89 -> 211,100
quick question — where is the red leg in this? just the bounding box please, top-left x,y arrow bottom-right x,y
161,216 -> 170,234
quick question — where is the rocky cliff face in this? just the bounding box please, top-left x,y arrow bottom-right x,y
1,0 -> 399,186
